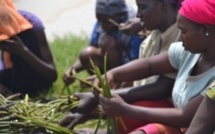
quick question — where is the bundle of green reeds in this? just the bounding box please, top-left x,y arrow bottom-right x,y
89,56 -> 118,134
0,93 -> 79,134
0,54 -> 126,134
74,54 -> 127,134
73,55 -> 127,134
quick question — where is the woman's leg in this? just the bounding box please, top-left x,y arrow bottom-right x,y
79,46 -> 103,74
98,33 -> 123,70
117,100 -> 173,134
80,33 -> 124,74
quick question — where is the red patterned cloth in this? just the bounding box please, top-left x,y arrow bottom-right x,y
179,0 -> 215,25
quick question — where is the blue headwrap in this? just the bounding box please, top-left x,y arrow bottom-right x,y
96,0 -> 127,15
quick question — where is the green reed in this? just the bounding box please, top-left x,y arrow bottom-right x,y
0,94 -> 79,134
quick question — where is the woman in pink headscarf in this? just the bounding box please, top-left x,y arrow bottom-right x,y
60,0 -> 215,133
181,0 -> 215,133
89,0 -> 215,133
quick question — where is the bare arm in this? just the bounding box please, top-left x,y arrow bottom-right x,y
21,30 -> 57,82
186,96 -> 215,134
33,30 -> 57,82
63,59 -> 84,85
100,94 -> 203,128
108,51 -> 177,84
59,76 -> 175,129
114,75 -> 175,103
71,75 -> 174,114
1,30 -> 57,83
119,18 -> 143,35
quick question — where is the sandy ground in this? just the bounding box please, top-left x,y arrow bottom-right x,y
13,0 -> 137,41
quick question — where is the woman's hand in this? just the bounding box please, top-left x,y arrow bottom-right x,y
59,112 -> 89,130
63,67 -> 76,85
0,36 -> 27,55
93,71 -> 118,89
99,94 -> 128,117
59,92 -> 99,129
72,92 -> 98,114
119,18 -> 142,35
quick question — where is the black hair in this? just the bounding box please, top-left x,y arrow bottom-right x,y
116,12 -> 128,23
153,0 -> 179,10
96,12 -> 128,23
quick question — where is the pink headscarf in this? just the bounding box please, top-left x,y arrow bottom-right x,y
179,0 -> 215,25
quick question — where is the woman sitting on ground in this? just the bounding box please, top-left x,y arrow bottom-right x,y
59,0 -> 215,133
0,0 -> 57,97
63,0 -> 143,87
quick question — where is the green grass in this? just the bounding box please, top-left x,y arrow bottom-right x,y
44,34 -> 107,131
46,34 -> 89,98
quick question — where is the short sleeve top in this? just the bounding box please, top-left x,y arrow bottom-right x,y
169,42 -> 215,108
18,10 -> 44,31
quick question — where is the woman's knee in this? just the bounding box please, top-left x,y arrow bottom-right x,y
79,46 -> 100,62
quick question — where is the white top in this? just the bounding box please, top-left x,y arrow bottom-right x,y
169,42 -> 215,108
